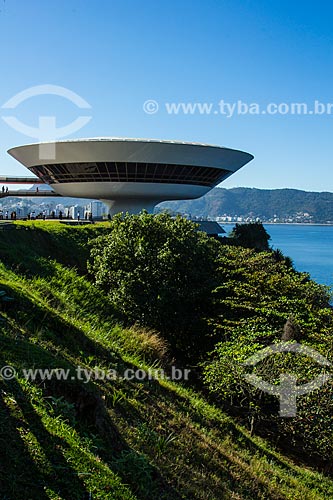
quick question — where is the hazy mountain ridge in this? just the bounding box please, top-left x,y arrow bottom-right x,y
158,187 -> 333,222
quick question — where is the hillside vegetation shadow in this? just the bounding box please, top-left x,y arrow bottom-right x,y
0,298 -> 182,499
0,373 -> 90,499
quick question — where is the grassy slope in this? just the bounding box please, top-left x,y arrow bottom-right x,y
0,221 -> 332,499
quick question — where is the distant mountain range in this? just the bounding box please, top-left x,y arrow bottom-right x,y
6,186 -> 333,223
158,187 -> 333,223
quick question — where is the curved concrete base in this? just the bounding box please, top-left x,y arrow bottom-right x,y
50,181 -> 208,200
101,198 -> 157,215
50,182 -> 210,214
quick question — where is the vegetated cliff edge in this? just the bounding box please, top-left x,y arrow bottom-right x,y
0,221 -> 332,499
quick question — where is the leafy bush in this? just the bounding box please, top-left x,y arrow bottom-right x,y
209,245 -> 332,338
204,332 -> 333,464
203,245 -> 333,464
88,212 -> 219,358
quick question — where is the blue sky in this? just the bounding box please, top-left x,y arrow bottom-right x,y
0,0 -> 332,191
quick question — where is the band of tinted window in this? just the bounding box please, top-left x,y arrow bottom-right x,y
29,162 -> 231,187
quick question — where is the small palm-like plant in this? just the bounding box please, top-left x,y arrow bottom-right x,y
155,432 -> 177,456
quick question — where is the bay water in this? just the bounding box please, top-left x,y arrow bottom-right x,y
224,223 -> 333,289
265,224 -> 333,289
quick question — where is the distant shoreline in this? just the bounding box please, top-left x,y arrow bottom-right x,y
219,222 -> 333,226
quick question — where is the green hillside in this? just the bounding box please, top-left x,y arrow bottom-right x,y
159,187 -> 333,222
0,221 -> 332,499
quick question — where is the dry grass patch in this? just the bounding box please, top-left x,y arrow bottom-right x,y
122,324 -> 170,363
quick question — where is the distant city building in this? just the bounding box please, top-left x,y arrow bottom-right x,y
85,201 -> 106,218
56,203 -> 65,213
69,206 -> 77,219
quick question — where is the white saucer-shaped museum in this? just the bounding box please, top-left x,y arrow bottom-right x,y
8,138 -> 253,214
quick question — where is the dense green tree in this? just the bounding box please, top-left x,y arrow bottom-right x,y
228,222 -> 271,250
88,212 -> 219,357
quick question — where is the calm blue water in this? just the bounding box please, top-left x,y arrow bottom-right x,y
224,224 -> 333,288
265,224 -> 333,288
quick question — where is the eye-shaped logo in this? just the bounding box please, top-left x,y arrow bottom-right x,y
1,84 -> 92,160
242,343 -> 331,417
